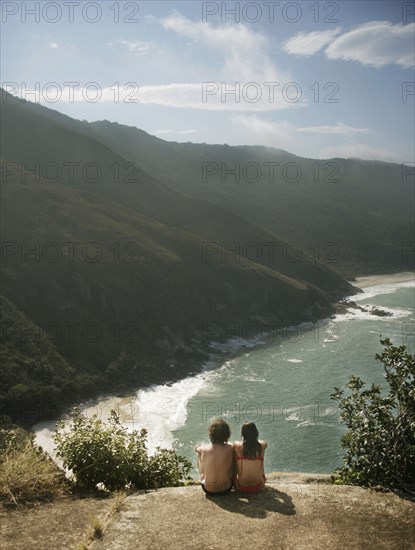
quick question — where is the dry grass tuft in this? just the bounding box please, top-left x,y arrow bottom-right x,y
0,436 -> 68,508
90,514 -> 104,539
111,490 -> 127,513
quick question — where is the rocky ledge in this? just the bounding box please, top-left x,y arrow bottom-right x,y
335,300 -> 393,317
2,473 -> 414,550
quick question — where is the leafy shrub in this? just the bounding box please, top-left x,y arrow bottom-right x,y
331,338 -> 415,492
54,409 -> 192,491
146,448 -> 193,488
0,428 -> 68,507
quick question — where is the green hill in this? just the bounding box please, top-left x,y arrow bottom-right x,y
85,120 -> 415,276
0,90 -> 361,424
0,295 -> 76,425
3,89 -> 408,425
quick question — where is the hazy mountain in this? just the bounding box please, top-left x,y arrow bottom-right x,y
1,90 -> 357,423
1,90 -> 353,294
84,120 -> 415,276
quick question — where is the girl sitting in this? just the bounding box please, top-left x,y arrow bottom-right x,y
233,421 -> 267,493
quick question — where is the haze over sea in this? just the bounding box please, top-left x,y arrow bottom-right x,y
34,273 -> 414,475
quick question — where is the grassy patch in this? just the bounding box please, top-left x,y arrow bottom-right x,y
0,428 -> 68,508
111,490 -> 127,513
90,514 -> 104,539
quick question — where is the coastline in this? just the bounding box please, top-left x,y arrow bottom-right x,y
32,309 -> 341,460
351,271 -> 414,289
32,271 -> 414,459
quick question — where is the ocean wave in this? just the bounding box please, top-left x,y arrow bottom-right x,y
348,280 -> 414,302
208,333 -> 266,353
133,372 -> 209,452
33,368 -> 213,458
295,420 -> 338,428
239,376 -> 267,382
32,276 -> 413,470
335,305 -> 411,323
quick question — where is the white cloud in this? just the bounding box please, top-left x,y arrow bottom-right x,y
233,116 -> 369,139
231,115 -> 400,161
109,39 -> 155,56
49,42 -> 58,49
325,22 -> 415,69
283,21 -> 414,69
320,144 -> 402,161
231,115 -> 299,149
149,13 -> 300,111
160,11 -> 289,83
12,83 -> 304,112
103,14 -> 299,111
130,83 -> 305,111
154,129 -> 198,135
282,29 -> 341,56
298,123 -> 369,135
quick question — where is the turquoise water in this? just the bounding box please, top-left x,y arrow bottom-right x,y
172,282 -> 414,474
34,279 -> 414,477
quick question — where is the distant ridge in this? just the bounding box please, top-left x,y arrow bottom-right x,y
0,89 -> 358,424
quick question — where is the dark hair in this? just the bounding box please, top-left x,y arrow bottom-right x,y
208,418 -> 231,444
241,422 -> 261,459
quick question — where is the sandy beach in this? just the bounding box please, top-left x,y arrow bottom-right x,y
352,271 -> 414,289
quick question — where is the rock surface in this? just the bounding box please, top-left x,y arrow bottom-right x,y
2,473 -> 414,549
90,473 -> 415,550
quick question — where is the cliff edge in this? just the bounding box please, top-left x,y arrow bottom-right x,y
1,473 -> 414,549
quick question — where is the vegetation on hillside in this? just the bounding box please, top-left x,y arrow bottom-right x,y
0,296 -> 85,425
86,120 -> 414,277
331,339 -> 415,493
1,89 -> 411,430
0,428 -> 68,507
54,409 -> 192,491
0,162 -> 345,425
0,295 -> 115,425
0,412 -> 193,509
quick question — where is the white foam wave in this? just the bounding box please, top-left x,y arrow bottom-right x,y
335,305 -> 411,322
33,421 -> 61,465
134,372 -> 208,452
208,333 -> 266,353
349,280 -> 414,302
208,320 -> 321,353
239,376 -> 267,382
295,420 -> 338,428
33,367 -> 212,462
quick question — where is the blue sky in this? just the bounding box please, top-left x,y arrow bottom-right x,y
1,0 -> 414,161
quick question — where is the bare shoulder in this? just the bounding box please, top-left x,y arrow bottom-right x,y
259,440 -> 268,450
194,443 -> 208,453
233,440 -> 243,451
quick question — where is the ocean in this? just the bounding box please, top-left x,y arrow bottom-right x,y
33,274 -> 414,476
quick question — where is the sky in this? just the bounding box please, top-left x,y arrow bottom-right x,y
1,0 -> 414,161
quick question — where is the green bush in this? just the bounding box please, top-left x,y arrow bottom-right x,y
146,448 -> 193,488
331,338 -> 415,492
0,428 -> 68,507
54,409 -> 192,491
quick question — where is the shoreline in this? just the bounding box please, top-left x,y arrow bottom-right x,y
350,271 -> 414,289
32,271 -> 414,458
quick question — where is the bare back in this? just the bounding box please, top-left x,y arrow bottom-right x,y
234,440 -> 267,488
195,442 -> 234,492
